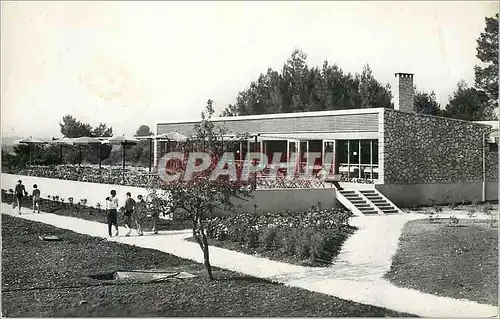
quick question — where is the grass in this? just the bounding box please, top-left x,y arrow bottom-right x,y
1,215 -> 415,317
384,218 -> 498,306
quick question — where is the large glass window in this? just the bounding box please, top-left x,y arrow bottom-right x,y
337,140 -> 349,164
336,139 -> 379,181
372,140 -> 379,164
349,140 -> 359,164
360,140 -> 371,164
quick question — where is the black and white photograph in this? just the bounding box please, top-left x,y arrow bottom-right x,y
1,1 -> 499,317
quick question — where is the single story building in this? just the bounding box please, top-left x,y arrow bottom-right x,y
155,73 -> 498,212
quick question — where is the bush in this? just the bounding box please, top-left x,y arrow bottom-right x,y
206,205 -> 355,265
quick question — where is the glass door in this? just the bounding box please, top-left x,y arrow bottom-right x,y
322,140 -> 336,175
287,139 -> 299,174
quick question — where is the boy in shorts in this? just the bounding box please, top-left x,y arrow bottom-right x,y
122,192 -> 136,236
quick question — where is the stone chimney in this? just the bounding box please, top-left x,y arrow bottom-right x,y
394,73 -> 414,112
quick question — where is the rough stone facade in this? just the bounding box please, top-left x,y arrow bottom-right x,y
486,147 -> 498,182
382,109 -> 497,184
394,73 -> 414,113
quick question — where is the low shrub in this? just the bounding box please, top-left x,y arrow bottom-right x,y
206,204 -> 356,265
448,216 -> 459,227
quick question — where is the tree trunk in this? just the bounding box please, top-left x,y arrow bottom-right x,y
193,215 -> 214,280
200,228 -> 213,280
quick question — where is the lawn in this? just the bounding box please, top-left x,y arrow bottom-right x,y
384,218 -> 498,306
1,215 -> 414,317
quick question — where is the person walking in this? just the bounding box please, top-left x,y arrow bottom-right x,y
13,180 -> 27,214
134,194 -> 147,236
32,184 -> 41,213
150,198 -> 160,235
122,192 -> 136,236
105,190 -> 119,237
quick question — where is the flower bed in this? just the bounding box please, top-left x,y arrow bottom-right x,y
204,204 -> 356,267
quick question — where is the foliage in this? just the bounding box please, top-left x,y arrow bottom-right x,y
441,80 -> 491,121
414,89 -> 440,115
448,216 -> 459,227
206,204 -> 355,265
481,203 -> 498,228
358,64 -> 392,109
221,49 -> 392,116
147,100 -> 254,280
428,199 -> 442,223
474,13 -> 499,114
59,115 -> 112,139
135,125 -> 153,137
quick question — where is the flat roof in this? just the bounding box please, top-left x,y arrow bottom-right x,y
157,107 -> 384,126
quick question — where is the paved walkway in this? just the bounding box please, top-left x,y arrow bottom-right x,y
1,204 -> 498,317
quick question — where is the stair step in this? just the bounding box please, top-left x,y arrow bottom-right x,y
360,191 -> 376,194
359,207 -> 376,211
344,195 -> 361,199
354,204 -> 371,208
375,203 -> 393,207
362,210 -> 379,215
382,209 -> 399,214
365,196 -> 383,200
371,199 -> 387,203
350,200 -> 367,204
377,206 -> 393,210
340,191 -> 355,194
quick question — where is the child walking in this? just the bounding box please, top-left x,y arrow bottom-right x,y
32,184 -> 41,213
122,192 -> 136,236
134,195 -> 147,236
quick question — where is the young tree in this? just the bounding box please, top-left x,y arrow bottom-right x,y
148,100 -> 253,280
474,13 -> 498,114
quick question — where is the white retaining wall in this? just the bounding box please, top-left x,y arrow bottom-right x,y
1,174 -> 148,208
1,174 -> 338,215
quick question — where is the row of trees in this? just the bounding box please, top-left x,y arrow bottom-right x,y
222,52 -> 393,116
222,14 -> 498,121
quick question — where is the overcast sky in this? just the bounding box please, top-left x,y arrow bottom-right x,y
2,1 -> 498,138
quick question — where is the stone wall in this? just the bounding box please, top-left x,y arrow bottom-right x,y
486,146 -> 498,182
382,110 -> 496,184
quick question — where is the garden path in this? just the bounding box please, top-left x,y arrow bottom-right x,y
1,203 -> 497,318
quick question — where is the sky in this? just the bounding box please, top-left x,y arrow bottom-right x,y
1,1 -> 498,138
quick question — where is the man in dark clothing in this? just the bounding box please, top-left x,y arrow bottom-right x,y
13,180 -> 27,214
122,192 -> 136,236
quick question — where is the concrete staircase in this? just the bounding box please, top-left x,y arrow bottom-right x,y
336,189 -> 402,216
